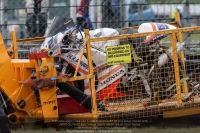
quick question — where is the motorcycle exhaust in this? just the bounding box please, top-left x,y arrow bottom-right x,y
48,50 -> 54,57
56,82 -> 108,112
158,42 -> 185,67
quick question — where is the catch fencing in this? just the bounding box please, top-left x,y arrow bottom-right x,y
0,0 -> 200,47
7,23 -> 200,120
83,26 -> 200,120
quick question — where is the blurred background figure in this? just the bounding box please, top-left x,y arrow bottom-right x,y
24,0 -> 49,38
76,0 -> 93,31
170,8 -> 184,26
101,0 -> 121,28
0,106 -> 11,133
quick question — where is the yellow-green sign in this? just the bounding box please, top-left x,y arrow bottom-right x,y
106,44 -> 132,65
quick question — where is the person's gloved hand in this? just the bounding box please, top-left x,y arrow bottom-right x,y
76,17 -> 86,29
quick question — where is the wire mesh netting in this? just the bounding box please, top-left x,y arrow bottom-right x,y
16,41 -> 43,59
2,0 -> 200,126
1,0 -> 200,47
83,27 -> 200,120
8,21 -> 200,120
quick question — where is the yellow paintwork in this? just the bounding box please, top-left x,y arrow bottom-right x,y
54,29 -> 99,120
3,29 -> 98,123
89,26 -> 200,42
30,107 -> 43,119
74,40 -> 86,77
0,12 -> 200,125
11,31 -> 18,59
175,12 -> 188,93
84,29 -> 98,118
88,26 -> 200,118
1,33 -> 59,123
36,57 -> 59,123
0,33 -> 22,110
8,111 -> 29,124
11,59 -> 38,116
163,107 -> 200,118
171,32 -> 182,104
0,33 -> 38,124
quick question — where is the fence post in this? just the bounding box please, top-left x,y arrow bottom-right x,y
11,31 -> 18,59
70,0 -> 77,23
0,0 -> 8,46
138,0 -> 143,26
183,0 -> 191,43
171,31 -> 182,104
119,0 -> 126,28
90,0 -> 97,29
0,0 -> 3,31
183,0 -> 190,27
84,29 -> 98,118
175,12 -> 188,93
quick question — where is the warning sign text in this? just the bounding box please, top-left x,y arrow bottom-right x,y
106,44 -> 132,65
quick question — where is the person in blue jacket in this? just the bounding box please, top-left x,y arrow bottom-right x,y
76,0 -> 93,31
170,8 -> 184,26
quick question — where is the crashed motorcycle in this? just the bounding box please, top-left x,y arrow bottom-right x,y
39,16 -> 199,107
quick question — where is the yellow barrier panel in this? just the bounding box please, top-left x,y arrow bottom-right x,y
6,26 -> 200,121
86,26 -> 200,119
175,12 -> 189,93
4,13 -> 200,125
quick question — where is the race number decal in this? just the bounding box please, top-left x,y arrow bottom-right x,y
106,44 -> 132,65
